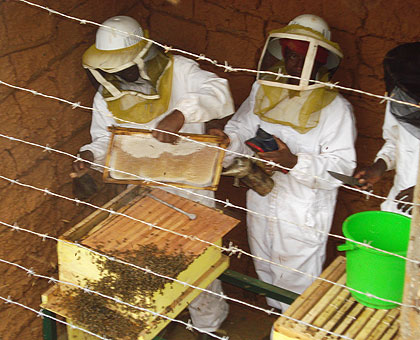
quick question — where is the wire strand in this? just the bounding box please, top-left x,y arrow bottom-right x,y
1,78 -> 418,210
0,243 -> 358,339
0,178 -> 418,310
0,130 -> 418,266
16,0 -> 420,111
0,294 -> 110,339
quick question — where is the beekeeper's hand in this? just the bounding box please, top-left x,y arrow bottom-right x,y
354,158 -> 387,190
258,137 -> 297,173
395,186 -> 415,215
152,110 -> 185,144
71,150 -> 94,177
207,128 -> 230,146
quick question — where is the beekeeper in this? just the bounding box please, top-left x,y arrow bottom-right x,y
355,42 -> 420,216
72,16 -> 234,339
211,14 -> 356,311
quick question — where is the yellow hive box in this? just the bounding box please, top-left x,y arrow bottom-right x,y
41,185 -> 240,339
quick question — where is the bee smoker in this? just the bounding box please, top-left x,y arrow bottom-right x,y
221,157 -> 274,196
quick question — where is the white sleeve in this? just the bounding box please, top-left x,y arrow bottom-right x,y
289,96 -> 357,190
375,102 -> 397,171
223,83 -> 261,166
172,56 -> 234,123
79,92 -> 116,168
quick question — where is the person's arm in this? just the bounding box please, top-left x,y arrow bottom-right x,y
153,56 -> 235,143
288,96 -> 357,190
170,56 -> 234,123
373,102 -> 398,170
77,92 -> 116,171
222,84 -> 261,167
354,103 -> 397,188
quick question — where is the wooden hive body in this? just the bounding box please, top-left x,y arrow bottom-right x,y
42,185 -> 239,339
273,257 -> 400,340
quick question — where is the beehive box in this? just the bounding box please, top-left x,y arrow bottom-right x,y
273,256 -> 400,340
41,185 -> 240,339
103,127 -> 228,190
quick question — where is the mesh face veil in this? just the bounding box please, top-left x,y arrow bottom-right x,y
257,15 -> 343,91
82,16 -> 170,101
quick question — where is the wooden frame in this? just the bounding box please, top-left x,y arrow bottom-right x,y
103,127 -> 228,191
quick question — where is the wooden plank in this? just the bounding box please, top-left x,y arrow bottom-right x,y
283,257 -> 346,321
272,326 -> 316,340
400,155 -> 420,340
343,307 -> 376,339
329,302 -> 364,339
61,185 -> 145,242
81,188 -> 239,256
315,288 -> 352,333
302,274 -> 347,327
273,255 -> 402,340
381,320 -> 399,340
219,269 -> 299,305
273,257 -> 346,337
367,308 -> 400,340
354,309 -> 388,340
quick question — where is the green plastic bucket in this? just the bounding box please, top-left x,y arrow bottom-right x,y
338,211 -> 411,309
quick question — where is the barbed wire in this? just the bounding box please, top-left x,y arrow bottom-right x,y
16,0 -> 420,111
2,217 -> 415,314
0,133 -> 420,264
0,237 -> 355,339
3,1 -> 418,337
0,257 -> 229,340
0,128 -> 418,265
0,176 -> 419,311
1,79 -> 418,211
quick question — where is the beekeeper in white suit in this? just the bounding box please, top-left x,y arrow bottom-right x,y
210,14 -> 356,312
355,42 -> 420,217
72,16 -> 234,339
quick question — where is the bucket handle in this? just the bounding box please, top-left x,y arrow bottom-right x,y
337,242 -> 358,252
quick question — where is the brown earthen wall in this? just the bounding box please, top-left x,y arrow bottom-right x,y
0,0 -> 419,339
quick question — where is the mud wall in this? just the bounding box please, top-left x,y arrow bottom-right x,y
0,0 -> 419,339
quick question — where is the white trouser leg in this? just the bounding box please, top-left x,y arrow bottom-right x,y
188,279 -> 229,332
246,190 -> 327,312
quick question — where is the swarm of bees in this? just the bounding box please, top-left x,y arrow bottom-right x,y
63,243 -> 195,339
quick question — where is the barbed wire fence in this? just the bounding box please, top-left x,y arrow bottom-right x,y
0,1 -> 417,339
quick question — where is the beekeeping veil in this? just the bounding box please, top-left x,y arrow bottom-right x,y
383,42 -> 420,139
257,14 -> 343,91
254,15 -> 343,133
82,16 -> 174,124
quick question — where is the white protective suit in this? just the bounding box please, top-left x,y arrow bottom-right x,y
223,82 -> 356,311
375,102 -> 420,215
80,54 -> 234,332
